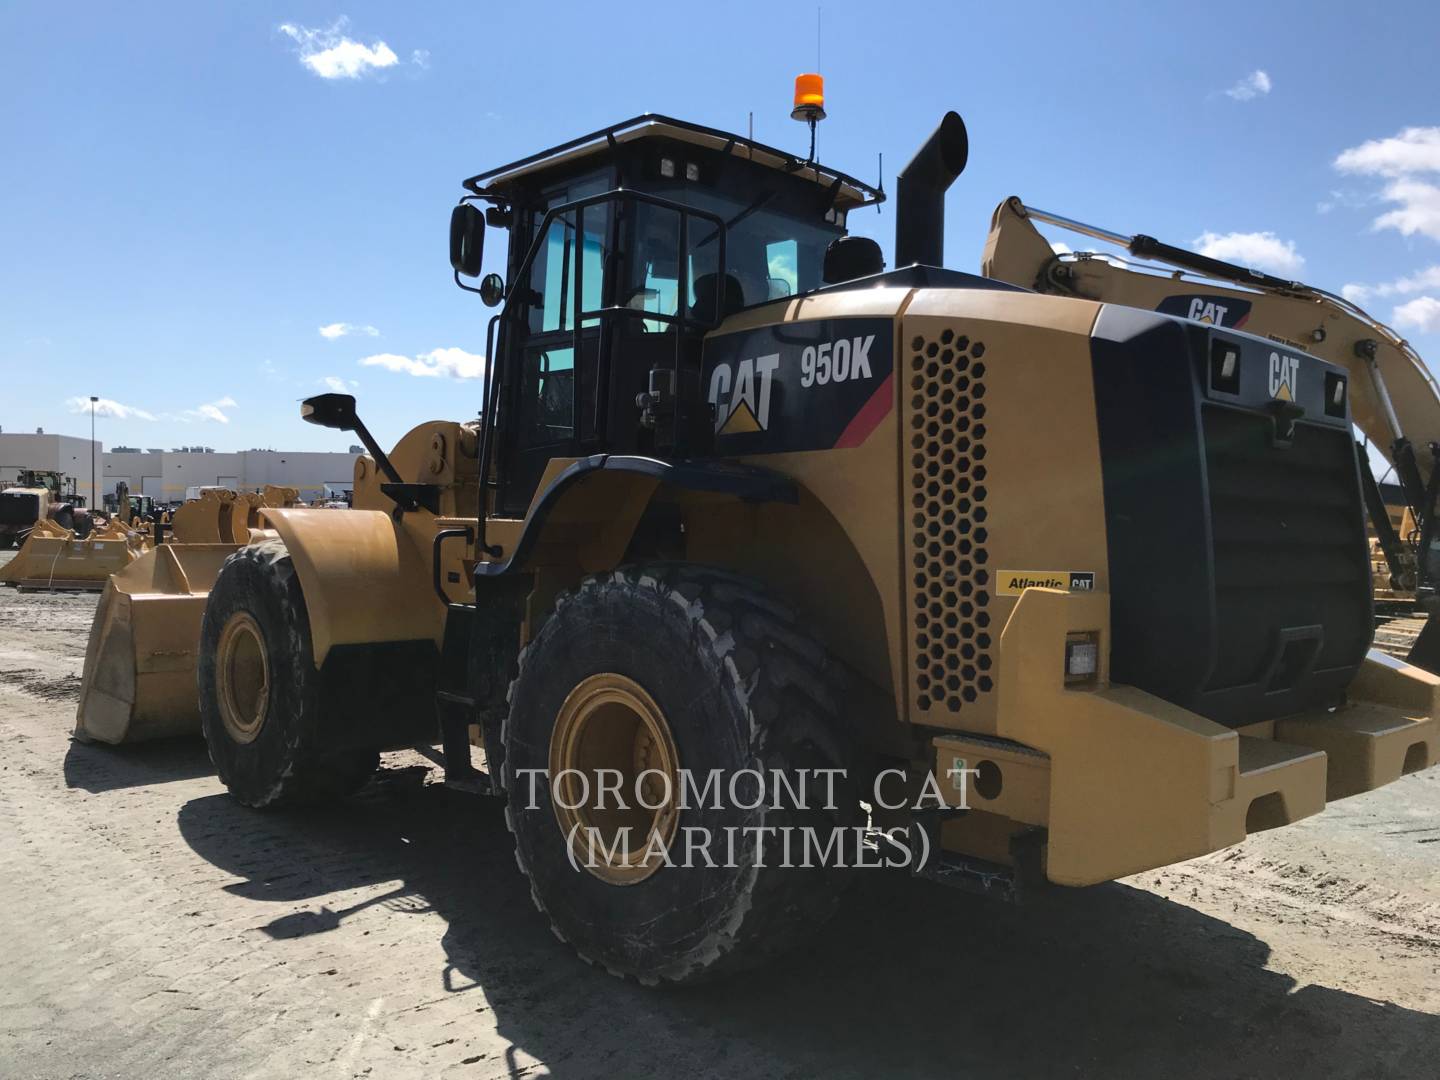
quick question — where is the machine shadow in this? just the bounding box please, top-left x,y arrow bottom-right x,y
63,733 -> 213,793
177,778 -> 1440,1079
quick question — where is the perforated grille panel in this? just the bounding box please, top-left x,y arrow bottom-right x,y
907,328 -> 995,713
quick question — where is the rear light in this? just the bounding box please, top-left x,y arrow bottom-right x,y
1210,340 -> 1241,394
1325,372 -> 1347,418
1065,631 -> 1100,686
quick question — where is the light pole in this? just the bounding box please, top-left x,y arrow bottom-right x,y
89,395 -> 99,510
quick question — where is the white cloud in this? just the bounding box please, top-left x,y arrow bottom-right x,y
1050,240 -> 1073,255
1335,127 -> 1440,178
1193,230 -> 1305,275
278,19 -> 399,80
66,396 -> 155,421
321,376 -> 357,392
319,322 -> 380,340
1334,127 -> 1440,242
360,347 -> 486,380
185,396 -> 238,424
1369,178 -> 1440,241
1224,70 -> 1272,102
1341,265 -> 1440,304
1392,296 -> 1440,334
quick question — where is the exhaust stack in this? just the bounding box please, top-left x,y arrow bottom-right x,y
894,112 -> 969,269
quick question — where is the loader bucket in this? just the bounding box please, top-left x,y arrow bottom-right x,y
74,542 -> 236,744
226,486 -> 299,545
0,518 -> 143,591
169,489 -> 238,544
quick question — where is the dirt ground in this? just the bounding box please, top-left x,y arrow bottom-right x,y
1,559 -> 1437,1079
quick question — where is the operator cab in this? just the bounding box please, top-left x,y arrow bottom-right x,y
453,115 -> 883,515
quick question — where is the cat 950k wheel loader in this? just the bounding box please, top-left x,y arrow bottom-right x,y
77,103 -> 1438,984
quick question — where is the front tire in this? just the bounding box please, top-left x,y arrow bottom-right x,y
502,563 -> 858,984
199,539 -> 378,807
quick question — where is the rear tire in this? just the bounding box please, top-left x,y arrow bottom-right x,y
199,539 -> 378,807
502,563 -> 859,984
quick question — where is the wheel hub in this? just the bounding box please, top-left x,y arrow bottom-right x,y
548,673 -> 681,885
216,612 -> 270,744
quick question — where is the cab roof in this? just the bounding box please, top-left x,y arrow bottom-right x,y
463,113 -> 884,210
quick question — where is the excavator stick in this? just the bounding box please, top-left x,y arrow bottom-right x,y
74,542 -> 236,744
0,518 -> 145,592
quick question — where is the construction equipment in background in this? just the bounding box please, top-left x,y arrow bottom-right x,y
0,516 -> 145,591
75,99 -> 1437,984
74,484 -> 301,743
0,484 -> 51,550
0,468 -> 97,548
107,481 -> 158,527
983,197 -> 1440,665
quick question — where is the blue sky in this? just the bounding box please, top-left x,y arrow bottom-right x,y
4,1 -> 1440,452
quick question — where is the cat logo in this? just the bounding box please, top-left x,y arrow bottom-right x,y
1268,351 -> 1301,402
709,353 -> 780,434
1187,298 -> 1229,325
1156,294 -> 1252,329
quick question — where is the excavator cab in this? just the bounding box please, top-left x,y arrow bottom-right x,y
451,115 -> 882,515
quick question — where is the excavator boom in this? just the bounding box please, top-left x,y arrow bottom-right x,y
982,196 -> 1440,493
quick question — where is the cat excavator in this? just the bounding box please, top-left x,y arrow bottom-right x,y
982,196 -> 1440,670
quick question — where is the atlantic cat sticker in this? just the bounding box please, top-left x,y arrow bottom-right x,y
996,570 -> 1096,596
702,318 -> 894,453
1155,294 -> 1253,329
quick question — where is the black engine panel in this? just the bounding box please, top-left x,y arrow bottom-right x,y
1090,306 -> 1373,728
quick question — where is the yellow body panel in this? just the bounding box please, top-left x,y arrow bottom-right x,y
258,507 -> 444,664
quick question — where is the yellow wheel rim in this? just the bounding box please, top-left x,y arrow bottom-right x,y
216,612 -> 270,745
548,673 -> 681,886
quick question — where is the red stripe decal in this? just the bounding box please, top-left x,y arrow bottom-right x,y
833,372 -> 895,449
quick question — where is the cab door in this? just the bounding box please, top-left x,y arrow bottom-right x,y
498,189 -> 611,515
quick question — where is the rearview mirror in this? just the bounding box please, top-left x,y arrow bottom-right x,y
449,203 -> 485,277
479,272 -> 504,307
301,393 -> 358,431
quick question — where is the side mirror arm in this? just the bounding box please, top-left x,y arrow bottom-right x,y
350,415 -> 404,486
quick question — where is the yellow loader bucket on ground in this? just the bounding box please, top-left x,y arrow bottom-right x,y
74,542 -> 236,744
0,518 -> 145,591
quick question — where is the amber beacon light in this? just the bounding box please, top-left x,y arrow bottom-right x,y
791,73 -> 826,121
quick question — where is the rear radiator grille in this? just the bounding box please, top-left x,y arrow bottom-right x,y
907,329 -> 994,712
1201,406 -> 1371,689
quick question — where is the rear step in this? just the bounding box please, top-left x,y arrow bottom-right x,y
1277,703 -> 1437,798
1231,736 -> 1326,834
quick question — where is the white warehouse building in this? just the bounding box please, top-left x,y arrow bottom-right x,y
104,447 -> 360,504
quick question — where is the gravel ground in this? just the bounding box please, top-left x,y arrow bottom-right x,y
1,554 -> 1437,1079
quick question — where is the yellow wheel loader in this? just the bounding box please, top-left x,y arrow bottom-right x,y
76,107 -> 1438,984
983,197 -> 1440,669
